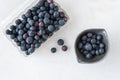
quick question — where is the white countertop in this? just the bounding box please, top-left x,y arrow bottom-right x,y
0,0 -> 120,80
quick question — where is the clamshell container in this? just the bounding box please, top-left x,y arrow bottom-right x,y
3,0 -> 69,56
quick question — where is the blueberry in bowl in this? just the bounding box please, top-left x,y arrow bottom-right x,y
75,29 -> 109,63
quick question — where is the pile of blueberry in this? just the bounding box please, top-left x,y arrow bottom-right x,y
78,32 -> 106,59
51,39 -> 68,53
6,0 -> 68,55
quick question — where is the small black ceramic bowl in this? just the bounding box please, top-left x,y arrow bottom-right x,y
75,29 -> 109,63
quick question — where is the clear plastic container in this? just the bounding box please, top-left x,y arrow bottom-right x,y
3,0 -> 69,56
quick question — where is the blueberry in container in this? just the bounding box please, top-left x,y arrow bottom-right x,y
75,29 -> 109,63
3,0 -> 69,56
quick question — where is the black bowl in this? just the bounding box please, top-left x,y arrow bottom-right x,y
75,29 -> 109,63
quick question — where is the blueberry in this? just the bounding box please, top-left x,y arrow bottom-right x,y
51,47 -> 57,53
62,45 -> 68,51
26,44 -> 31,49
99,48 -> 105,54
47,0 -> 53,3
48,25 -> 55,32
91,50 -> 95,55
30,26 -> 36,31
15,19 -> 22,25
33,16 -> 38,21
23,33 -> 28,39
97,34 -> 103,40
31,44 -> 35,48
22,15 -> 27,20
50,3 -> 55,9
39,22 -> 44,27
92,44 -> 97,49
25,50 -> 30,55
42,34 -> 48,40
26,37 -> 33,44
95,50 -> 100,55
10,25 -> 16,30
57,39 -> 64,46
44,13 -> 50,18
34,35 -> 40,40
53,11 -> 59,18
83,51 -> 88,55
59,12 -> 65,18
40,6 -> 45,11
91,39 -> 96,44
17,35 -> 23,41
39,29 -> 45,35
87,38 -> 91,42
99,43 -> 105,48
81,35 -> 87,41
58,19 -> 65,26
54,6 -> 59,11
28,31 -> 35,36
10,34 -> 16,39
78,43 -> 83,49
28,48 -> 35,53
43,18 -> 50,24
21,41 -> 26,46
31,7 -> 37,11
38,12 -> 44,18
20,45 -> 27,51
25,11 -> 32,17
35,22 -> 39,27
39,19 -> 43,22
45,2 -> 49,7
28,20 -> 34,26
85,53 -> 93,59
87,33 -> 93,38
35,43 -> 41,48
17,42 -> 21,46
6,29 -> 12,35
18,23 -> 24,29
26,23 -> 31,29
49,10 -> 54,14
84,43 -> 92,51
12,30 -> 17,34
18,30 -> 24,35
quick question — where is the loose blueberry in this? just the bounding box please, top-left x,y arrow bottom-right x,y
57,39 -> 64,46
62,45 -> 68,51
51,47 -> 57,53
